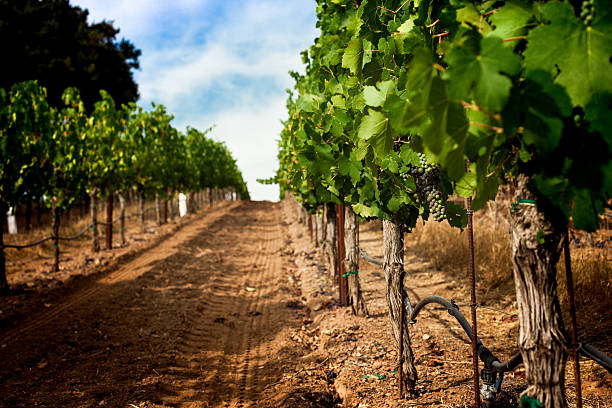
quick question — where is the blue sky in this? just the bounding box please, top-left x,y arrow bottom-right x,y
71,0 -> 319,201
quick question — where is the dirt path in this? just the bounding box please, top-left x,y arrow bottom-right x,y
0,201 -> 308,408
1,200 -> 610,408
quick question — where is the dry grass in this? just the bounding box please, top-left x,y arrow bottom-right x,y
407,205 -> 514,301
557,250 -> 611,348
406,200 -> 612,350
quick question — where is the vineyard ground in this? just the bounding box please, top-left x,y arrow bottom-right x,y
0,200 -> 610,407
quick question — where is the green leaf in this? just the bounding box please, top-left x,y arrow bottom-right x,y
456,4 -> 492,34
363,80 -> 395,108
352,203 -> 376,218
489,1 -> 533,39
445,35 -> 520,111
524,1 -> 612,107
472,175 -> 499,210
331,94 -> 347,109
342,38 -> 364,77
585,92 -> 612,147
572,189 -> 600,232
358,109 -> 393,158
399,145 -> 420,166
396,18 -> 415,38
455,170 -> 477,198
296,94 -> 320,112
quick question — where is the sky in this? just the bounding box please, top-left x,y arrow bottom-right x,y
70,0 -> 319,201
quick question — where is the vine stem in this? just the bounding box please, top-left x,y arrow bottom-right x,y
395,0 -> 410,13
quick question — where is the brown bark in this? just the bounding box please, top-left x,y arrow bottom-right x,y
106,194 -> 113,250
169,194 -> 176,222
52,197 -> 60,272
308,213 -> 313,243
336,204 -> 348,306
312,212 -> 319,247
319,206 -> 326,247
91,188 -> 100,252
140,193 -> 146,233
164,199 -> 168,224
324,203 -> 337,281
155,195 -> 162,226
511,173 -> 567,407
0,207 -> 9,294
344,206 -> 368,316
119,194 -> 126,246
383,218 -> 417,395
209,188 -> 213,208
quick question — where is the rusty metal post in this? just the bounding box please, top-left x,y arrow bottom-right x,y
564,233 -> 582,408
466,196 -> 480,408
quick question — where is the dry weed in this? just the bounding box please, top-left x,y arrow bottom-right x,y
406,202 -> 611,351
407,206 -> 514,301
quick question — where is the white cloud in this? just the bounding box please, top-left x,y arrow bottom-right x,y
70,0 -> 318,201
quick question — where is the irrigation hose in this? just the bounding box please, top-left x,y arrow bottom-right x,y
359,249 -> 384,266
410,295 -> 612,373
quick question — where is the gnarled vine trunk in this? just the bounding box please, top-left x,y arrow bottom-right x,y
155,195 -> 162,226
511,173 -> 567,407
140,192 -> 146,233
344,206 -> 368,316
320,207 -> 327,247
312,212 -> 319,247
119,194 -> 126,245
324,203 -> 337,281
91,188 -> 100,252
383,218 -> 417,395
106,194 -> 113,250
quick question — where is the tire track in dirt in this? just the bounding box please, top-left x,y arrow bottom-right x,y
0,201 -> 306,408
223,218 -> 279,408
148,202 -> 287,408
0,202 -> 239,348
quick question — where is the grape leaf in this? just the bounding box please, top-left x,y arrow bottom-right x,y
357,109 -> 393,158
455,169 -> 476,198
342,38 -> 364,77
363,80 -> 395,108
489,1 -> 533,39
352,202 -> 376,218
524,1 -> 612,107
572,189 -> 601,232
444,35 -> 520,111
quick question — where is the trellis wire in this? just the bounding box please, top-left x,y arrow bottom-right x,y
1,208 -> 156,250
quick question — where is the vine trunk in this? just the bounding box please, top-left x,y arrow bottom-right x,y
511,173 -> 568,407
382,218 -> 417,395
344,206 -> 368,316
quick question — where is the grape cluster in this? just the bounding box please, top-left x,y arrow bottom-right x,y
408,153 -> 447,221
581,0 -> 595,25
